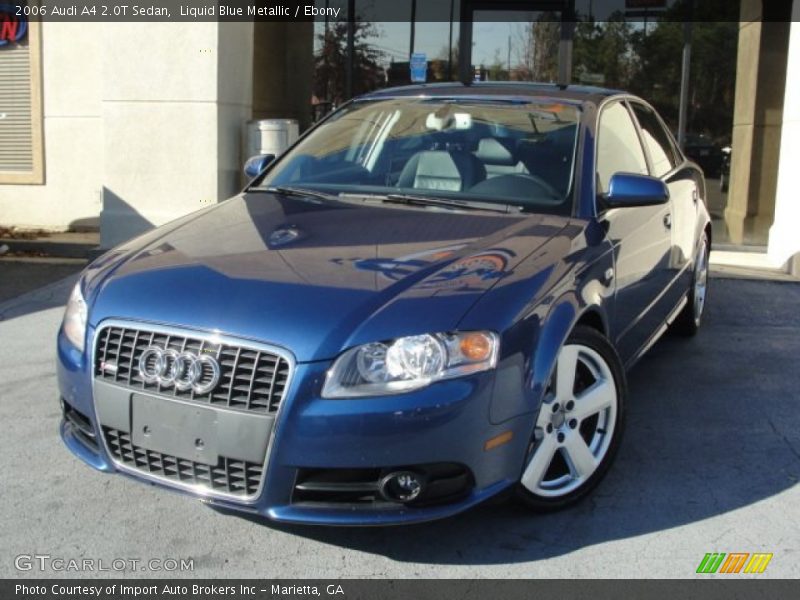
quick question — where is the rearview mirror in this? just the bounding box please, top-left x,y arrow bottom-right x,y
244,154 -> 275,179
604,173 -> 669,208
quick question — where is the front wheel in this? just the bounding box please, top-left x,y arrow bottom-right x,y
516,326 -> 626,511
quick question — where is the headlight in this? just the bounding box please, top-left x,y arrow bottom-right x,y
62,282 -> 88,352
322,331 -> 499,398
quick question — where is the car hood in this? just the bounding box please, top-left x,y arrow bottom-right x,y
87,193 -> 570,362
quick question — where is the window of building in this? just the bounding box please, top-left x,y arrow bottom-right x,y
0,9 -> 43,184
596,101 -> 648,194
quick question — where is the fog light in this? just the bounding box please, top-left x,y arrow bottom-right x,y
379,471 -> 426,503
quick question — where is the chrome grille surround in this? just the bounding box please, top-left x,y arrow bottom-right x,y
91,320 -> 296,503
94,324 -> 292,413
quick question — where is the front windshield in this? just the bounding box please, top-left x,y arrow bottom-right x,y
256,97 -> 581,214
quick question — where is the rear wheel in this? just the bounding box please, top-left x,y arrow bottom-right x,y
516,326 -> 626,511
672,234 -> 709,337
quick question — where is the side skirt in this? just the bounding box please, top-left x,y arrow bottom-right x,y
624,293 -> 688,371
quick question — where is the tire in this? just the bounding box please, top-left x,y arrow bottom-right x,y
671,233 -> 710,337
516,325 -> 626,512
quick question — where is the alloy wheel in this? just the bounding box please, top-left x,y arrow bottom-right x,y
520,343 -> 618,497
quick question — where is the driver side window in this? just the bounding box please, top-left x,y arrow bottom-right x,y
596,101 -> 649,195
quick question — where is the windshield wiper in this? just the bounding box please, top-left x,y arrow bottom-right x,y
261,187 -> 524,214
382,193 -> 524,214
260,186 -> 337,202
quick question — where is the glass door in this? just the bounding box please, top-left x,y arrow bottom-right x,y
460,1 -> 566,84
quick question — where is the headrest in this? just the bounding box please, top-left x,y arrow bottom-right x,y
413,151 -> 462,179
475,138 -> 517,166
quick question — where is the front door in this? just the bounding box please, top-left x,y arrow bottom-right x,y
596,100 -> 672,364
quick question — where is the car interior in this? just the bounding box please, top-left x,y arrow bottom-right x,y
265,103 -> 579,210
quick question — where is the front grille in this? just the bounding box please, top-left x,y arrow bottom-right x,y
103,427 -> 263,498
62,399 -> 99,453
94,326 -> 290,413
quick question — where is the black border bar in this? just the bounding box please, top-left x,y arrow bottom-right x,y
4,579 -> 800,600
4,0 -> 797,23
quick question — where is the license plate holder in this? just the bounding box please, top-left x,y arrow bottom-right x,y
131,394 -> 220,466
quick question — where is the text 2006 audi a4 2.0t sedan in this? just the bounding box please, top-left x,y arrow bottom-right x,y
58,83 -> 710,525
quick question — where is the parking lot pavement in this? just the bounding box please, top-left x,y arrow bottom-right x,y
1,274 -> 798,579
0,257 -> 86,304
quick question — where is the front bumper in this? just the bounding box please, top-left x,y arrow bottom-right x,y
57,328 -> 534,525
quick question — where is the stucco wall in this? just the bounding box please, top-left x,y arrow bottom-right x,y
99,22 -> 254,248
0,22 -> 103,231
0,21 -> 254,245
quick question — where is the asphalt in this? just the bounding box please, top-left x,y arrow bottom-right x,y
0,273 -> 798,578
0,258 -> 86,303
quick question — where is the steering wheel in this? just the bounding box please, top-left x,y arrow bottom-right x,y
469,173 -> 562,202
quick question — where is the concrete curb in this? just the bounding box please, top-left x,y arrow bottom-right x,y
0,238 -> 101,259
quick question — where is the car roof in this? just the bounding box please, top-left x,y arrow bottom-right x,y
359,82 -> 624,107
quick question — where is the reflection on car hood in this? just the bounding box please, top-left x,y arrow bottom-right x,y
89,193 -> 571,361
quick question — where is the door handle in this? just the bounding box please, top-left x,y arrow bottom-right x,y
663,213 -> 672,229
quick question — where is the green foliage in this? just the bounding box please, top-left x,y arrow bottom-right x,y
314,21 -> 386,104
573,12 -> 634,89
572,2 -> 739,141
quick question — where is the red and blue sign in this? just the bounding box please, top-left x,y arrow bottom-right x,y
0,4 -> 28,47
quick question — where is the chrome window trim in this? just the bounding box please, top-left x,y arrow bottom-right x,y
90,318 -> 297,505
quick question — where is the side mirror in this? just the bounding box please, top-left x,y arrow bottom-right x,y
604,173 -> 669,208
244,154 -> 275,179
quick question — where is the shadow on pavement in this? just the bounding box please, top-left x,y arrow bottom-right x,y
218,278 -> 800,565
0,270 -> 79,322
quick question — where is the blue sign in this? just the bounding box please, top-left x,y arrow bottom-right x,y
410,52 -> 427,83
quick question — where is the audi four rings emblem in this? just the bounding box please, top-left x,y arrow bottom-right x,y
138,346 -> 221,394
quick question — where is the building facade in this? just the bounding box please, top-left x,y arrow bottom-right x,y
0,0 -> 797,275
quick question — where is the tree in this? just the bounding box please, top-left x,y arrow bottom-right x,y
513,12 -> 560,82
628,1 -> 739,140
571,0 -> 738,141
431,43 -> 459,81
314,20 -> 386,105
487,49 -> 509,81
573,13 -> 635,89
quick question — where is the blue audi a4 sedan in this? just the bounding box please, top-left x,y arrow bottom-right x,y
58,83 -> 711,525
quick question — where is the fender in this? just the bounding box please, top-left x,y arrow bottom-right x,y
529,298 -> 613,418
531,297 -> 578,408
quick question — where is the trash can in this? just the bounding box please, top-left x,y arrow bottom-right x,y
244,119 -> 299,159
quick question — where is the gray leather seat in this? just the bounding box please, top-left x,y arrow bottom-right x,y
397,150 -> 486,192
474,138 -> 529,178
